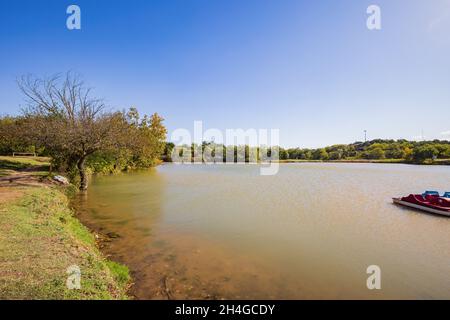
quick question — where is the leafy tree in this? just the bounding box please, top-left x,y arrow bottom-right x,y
312,148 -> 329,160
279,148 -> 289,160
0,116 -> 37,155
412,145 -> 439,162
385,145 -> 405,159
164,142 -> 175,162
16,73 -> 166,190
328,151 -> 342,160
130,112 -> 167,167
365,147 -> 385,159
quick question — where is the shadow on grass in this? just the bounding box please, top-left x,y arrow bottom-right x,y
0,159 -> 50,172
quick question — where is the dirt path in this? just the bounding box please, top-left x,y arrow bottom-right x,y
0,187 -> 23,204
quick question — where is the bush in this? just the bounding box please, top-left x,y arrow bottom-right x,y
412,145 -> 439,162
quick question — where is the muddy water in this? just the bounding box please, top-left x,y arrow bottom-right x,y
73,163 -> 450,299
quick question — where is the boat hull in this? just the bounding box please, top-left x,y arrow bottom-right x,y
393,198 -> 450,217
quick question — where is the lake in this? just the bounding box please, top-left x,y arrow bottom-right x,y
73,163 -> 450,299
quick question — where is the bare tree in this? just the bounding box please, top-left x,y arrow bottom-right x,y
18,72 -> 127,190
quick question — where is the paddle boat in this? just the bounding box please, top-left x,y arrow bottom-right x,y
393,191 -> 450,217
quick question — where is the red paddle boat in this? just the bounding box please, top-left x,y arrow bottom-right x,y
393,191 -> 450,217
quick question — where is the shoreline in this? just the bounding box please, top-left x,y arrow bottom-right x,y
0,157 -> 131,299
163,159 -> 450,165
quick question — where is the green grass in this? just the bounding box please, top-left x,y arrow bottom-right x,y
0,187 -> 130,299
0,156 -> 50,171
106,261 -> 131,287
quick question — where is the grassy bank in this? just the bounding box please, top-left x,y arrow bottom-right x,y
0,157 -> 131,299
0,156 -> 51,168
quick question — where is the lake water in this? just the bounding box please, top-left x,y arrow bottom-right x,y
73,163 -> 450,299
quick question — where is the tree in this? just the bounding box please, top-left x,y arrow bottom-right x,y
312,148 -> 329,160
279,148 -> 289,160
412,145 -> 439,162
361,143 -> 386,160
385,145 -> 406,159
435,144 -> 450,159
328,151 -> 342,160
18,73 -> 129,190
0,116 -> 36,155
164,142 -> 175,162
127,111 -> 167,167
368,147 -> 385,159
443,146 -> 450,158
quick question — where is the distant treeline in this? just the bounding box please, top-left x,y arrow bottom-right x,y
279,140 -> 450,163
163,139 -> 450,164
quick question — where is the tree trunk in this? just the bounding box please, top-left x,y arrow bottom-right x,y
77,155 -> 88,191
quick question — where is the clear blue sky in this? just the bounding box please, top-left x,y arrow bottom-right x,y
1,0 -> 449,147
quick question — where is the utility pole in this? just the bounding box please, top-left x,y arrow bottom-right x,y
364,130 -> 367,143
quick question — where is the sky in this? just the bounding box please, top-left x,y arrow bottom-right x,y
1,0 -> 450,148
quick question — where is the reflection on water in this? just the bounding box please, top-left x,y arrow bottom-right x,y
73,163 -> 450,299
